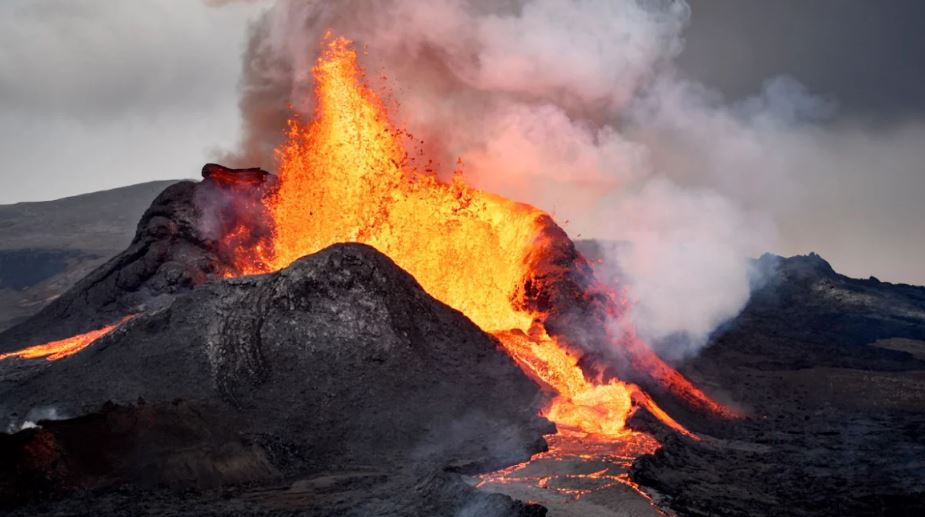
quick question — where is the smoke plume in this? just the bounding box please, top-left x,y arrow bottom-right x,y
214,0 -> 924,360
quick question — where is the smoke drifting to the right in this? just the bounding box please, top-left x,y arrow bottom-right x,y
217,0 -> 925,361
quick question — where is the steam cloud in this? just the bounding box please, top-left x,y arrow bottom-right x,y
214,0 -> 925,361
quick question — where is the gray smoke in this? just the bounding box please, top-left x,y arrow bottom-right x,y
214,0 -> 925,361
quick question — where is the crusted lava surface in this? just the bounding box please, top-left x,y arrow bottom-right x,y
0,243 -> 552,516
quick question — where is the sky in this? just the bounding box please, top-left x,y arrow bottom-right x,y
0,0 -> 923,286
0,1 -> 263,202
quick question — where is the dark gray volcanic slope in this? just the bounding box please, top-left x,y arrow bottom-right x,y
0,181 -> 176,331
0,243 -> 551,516
0,180 -> 231,351
632,253 -> 925,517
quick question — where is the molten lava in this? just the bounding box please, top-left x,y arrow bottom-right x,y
0,317 -> 131,362
497,329 -> 697,440
202,163 -> 270,188
225,34 -> 729,439
476,432 -> 664,505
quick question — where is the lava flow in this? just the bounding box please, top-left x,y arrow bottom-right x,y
222,33 -> 730,445
475,432 -> 666,511
0,317 -> 132,362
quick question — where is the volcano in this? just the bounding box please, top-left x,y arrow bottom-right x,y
3,32 -> 924,517
0,34 -> 730,515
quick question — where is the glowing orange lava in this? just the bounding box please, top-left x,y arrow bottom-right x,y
0,317 -> 132,362
226,34 -> 728,439
476,432 -> 665,505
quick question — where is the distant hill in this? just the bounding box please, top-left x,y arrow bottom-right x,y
0,181 -> 177,331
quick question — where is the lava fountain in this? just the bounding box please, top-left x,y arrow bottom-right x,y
224,34 -> 732,441
0,33 -> 731,508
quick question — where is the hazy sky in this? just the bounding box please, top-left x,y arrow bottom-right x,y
679,0 -> 925,122
0,1 -> 264,203
0,0 -> 922,284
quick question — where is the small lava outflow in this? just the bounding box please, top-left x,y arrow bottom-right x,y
0,316 -> 132,362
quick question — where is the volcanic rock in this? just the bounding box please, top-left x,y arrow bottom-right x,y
0,243 -> 551,515
528,230 -> 730,420
0,178 -> 721,424
630,252 -> 925,516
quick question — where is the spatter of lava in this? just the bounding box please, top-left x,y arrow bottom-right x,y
222,33 -> 732,440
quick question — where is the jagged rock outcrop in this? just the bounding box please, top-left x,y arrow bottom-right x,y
732,252 -> 925,366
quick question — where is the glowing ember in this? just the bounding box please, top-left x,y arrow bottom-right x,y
224,34 -> 727,439
0,317 -> 132,362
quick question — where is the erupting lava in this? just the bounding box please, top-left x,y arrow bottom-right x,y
225,34 -> 730,440
0,317 -> 131,362
1,34 -> 727,445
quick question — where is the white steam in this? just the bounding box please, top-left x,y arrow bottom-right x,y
214,0 -> 925,360
6,406 -> 68,432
